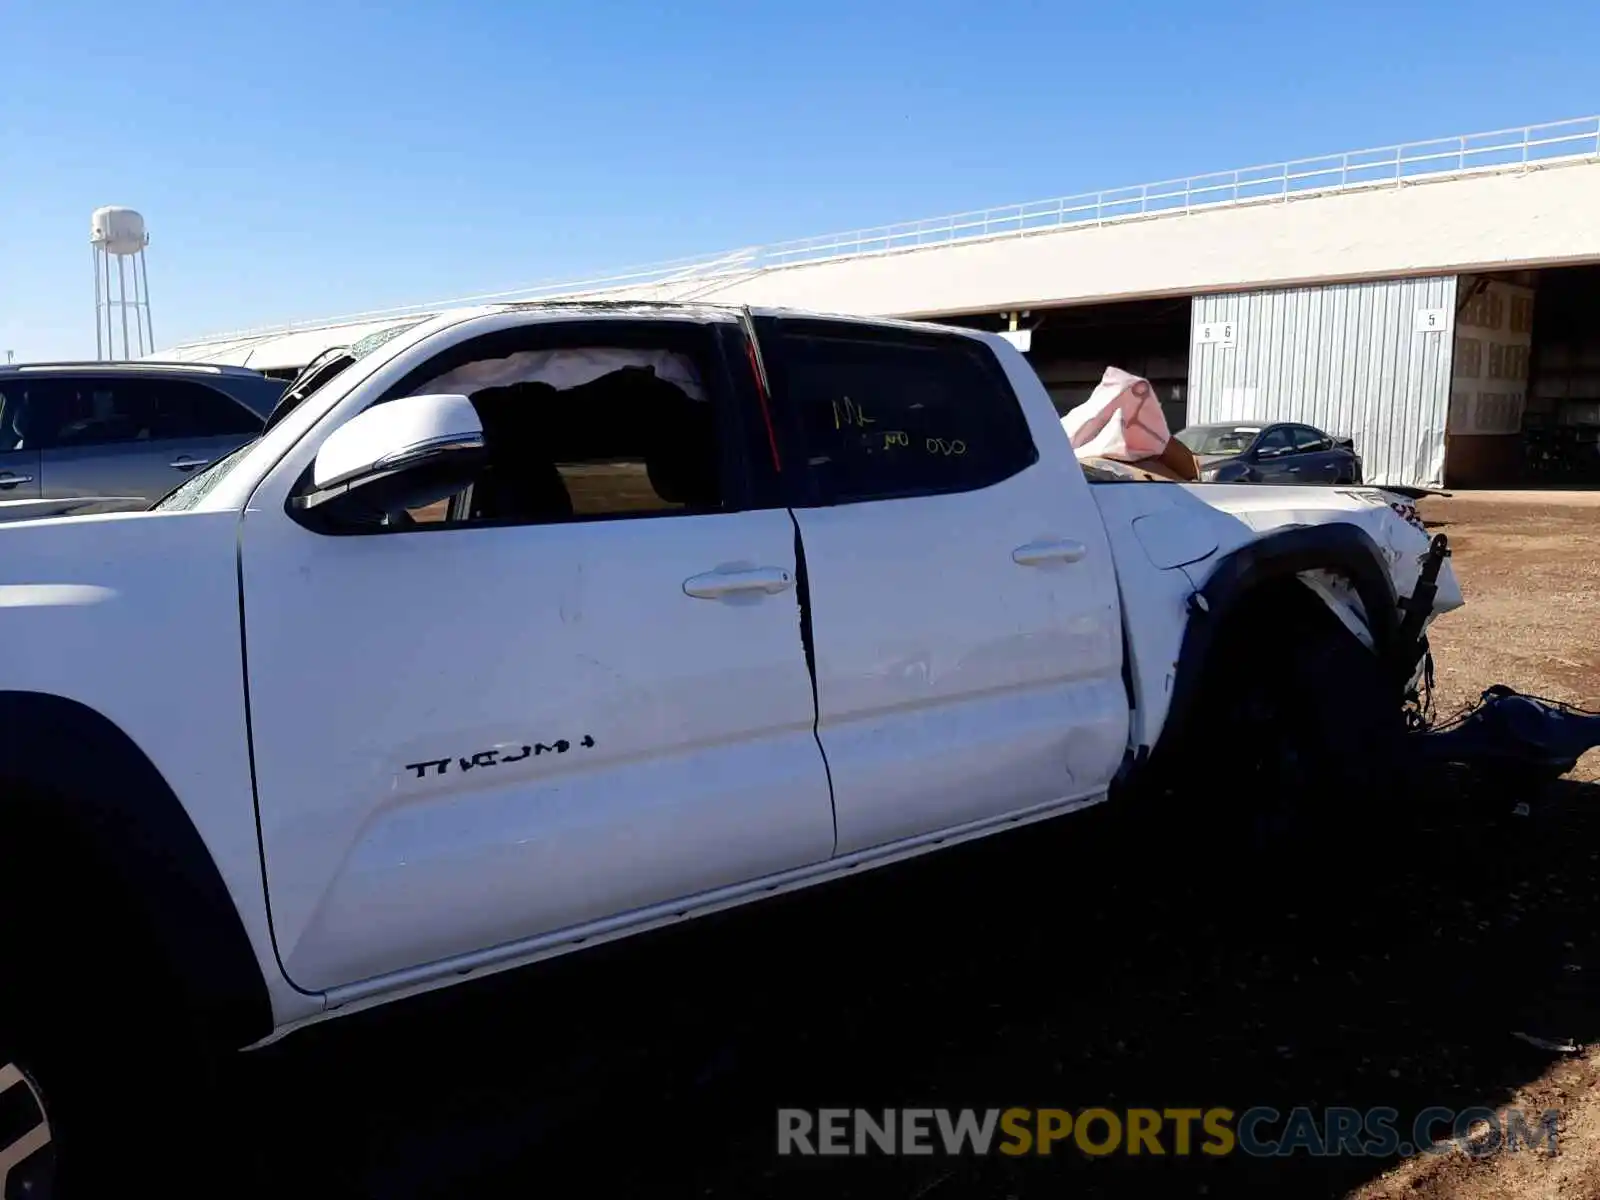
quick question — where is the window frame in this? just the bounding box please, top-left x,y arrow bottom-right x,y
0,382 -> 36,454
1289,424 -> 1331,453
1253,426 -> 1296,457
149,377 -> 268,439
750,315 -> 1040,508
25,374 -> 263,451
287,317 -> 775,537
29,376 -> 148,450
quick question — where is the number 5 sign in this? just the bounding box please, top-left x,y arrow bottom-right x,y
1197,320 -> 1237,347
1415,308 -> 1449,333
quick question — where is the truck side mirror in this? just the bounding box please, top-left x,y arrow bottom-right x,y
293,393 -> 486,517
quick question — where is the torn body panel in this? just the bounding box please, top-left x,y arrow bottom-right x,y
1092,479 -> 1464,757
1197,484 -> 1462,694
1191,482 -> 1462,616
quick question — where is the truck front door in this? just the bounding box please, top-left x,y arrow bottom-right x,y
238,316 -> 836,992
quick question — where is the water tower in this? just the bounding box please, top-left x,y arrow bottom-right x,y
90,206 -> 155,360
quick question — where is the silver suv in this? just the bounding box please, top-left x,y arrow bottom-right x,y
0,361 -> 285,521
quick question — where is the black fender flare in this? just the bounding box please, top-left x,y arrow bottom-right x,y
0,691 -> 273,1049
1151,522 -> 1401,769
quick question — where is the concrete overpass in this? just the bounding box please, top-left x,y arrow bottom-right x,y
158,117 -> 1600,364
153,117 -> 1600,490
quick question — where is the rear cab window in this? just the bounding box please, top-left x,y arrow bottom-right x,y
752,317 -> 1038,504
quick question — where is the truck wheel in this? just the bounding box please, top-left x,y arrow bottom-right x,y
0,996 -> 205,1198
0,1050 -> 53,1198
1189,585 -> 1405,852
0,818 -> 225,1198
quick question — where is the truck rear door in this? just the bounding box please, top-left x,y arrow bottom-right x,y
751,315 -> 1129,855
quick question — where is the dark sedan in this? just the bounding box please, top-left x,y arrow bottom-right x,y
1175,420 -> 1362,484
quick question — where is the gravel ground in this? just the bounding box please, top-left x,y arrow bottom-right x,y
223,492 -> 1600,1200
1340,491 -> 1600,1200
1422,492 -> 1600,783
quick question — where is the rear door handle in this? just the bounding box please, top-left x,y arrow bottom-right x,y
684,566 -> 795,599
1013,538 -> 1087,566
0,473 -> 32,489
169,456 -> 210,472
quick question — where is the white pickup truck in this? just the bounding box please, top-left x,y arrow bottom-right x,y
0,303 -> 1460,1196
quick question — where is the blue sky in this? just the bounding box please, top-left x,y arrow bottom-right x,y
3,0 -> 1598,361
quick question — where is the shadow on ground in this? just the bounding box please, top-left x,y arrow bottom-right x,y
229,771 -> 1600,1200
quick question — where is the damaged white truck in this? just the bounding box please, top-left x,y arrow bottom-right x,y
0,304 -> 1462,1195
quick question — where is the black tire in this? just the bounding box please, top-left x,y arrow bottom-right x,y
0,800 -> 229,1199
1177,582 -> 1406,857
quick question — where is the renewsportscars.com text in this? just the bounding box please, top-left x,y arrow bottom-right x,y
777,1106 -> 1560,1158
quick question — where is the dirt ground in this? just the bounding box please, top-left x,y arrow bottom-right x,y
223,493 -> 1600,1200
1342,491 -> 1600,1200
1420,492 -> 1600,783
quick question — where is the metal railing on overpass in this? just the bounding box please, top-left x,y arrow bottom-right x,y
756,115 -> 1600,263
180,115 -> 1600,345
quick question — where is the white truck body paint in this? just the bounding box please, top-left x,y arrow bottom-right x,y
0,304 -> 1464,1040
242,504 -> 835,990
0,496 -> 148,522
0,509 -> 312,1023
257,787 -> 1109,1044
1130,508 -> 1220,570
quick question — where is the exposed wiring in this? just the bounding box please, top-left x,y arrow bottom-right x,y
1403,648 -> 1437,733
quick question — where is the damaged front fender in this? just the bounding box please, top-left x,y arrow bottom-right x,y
1186,484 -> 1464,663
1091,478 -> 1466,769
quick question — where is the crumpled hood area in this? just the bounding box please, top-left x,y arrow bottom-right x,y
1180,482 -> 1464,616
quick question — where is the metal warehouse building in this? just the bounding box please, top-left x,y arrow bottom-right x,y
157,116 -> 1600,490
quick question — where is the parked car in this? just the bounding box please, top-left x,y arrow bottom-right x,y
0,303 -> 1457,1195
0,361 -> 285,521
1175,420 -> 1362,484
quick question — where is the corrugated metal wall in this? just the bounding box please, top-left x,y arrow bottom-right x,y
1188,276 -> 1459,488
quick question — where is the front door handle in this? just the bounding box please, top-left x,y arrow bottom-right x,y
684,566 -> 795,600
1013,538 -> 1088,566
169,456 -> 210,472
0,473 -> 32,489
